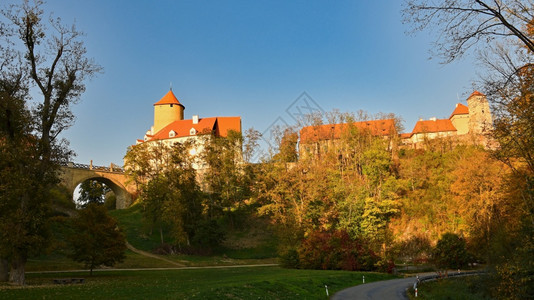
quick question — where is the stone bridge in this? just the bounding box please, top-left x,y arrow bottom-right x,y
59,162 -> 137,209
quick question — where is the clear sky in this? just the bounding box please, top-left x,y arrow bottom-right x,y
8,0 -> 481,165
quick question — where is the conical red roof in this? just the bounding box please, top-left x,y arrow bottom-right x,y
153,90 -> 184,106
468,90 -> 485,98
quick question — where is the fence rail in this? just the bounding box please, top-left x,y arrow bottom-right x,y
412,270 -> 487,297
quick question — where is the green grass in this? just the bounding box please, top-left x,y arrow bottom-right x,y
1,266 -> 398,299
109,204 -> 166,252
109,203 -> 279,262
408,276 -> 493,300
26,204 -> 279,272
26,250 -> 180,272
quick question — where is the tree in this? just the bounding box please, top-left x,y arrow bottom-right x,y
449,147 -> 507,261
0,0 -> 100,284
403,1 -> 534,63
403,0 -> 534,175
273,128 -> 298,163
201,130 -> 252,226
126,140 -> 203,248
124,141 -> 174,187
432,232 -> 469,270
404,1 -> 534,295
67,203 -> 126,275
77,180 -> 111,208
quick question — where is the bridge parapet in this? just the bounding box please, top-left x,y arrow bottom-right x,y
64,161 -> 125,174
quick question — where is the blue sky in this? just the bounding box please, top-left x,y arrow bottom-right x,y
9,0 -> 480,165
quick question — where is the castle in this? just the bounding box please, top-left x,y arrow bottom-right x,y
299,119 -> 398,159
400,90 -> 493,148
135,89 -> 241,161
137,89 -> 491,161
298,91 -> 494,157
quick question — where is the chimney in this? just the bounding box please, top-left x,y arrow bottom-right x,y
419,118 -> 424,121
429,117 -> 437,121
192,115 -> 199,124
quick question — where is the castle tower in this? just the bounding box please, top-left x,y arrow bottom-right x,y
449,103 -> 470,135
466,91 -> 493,135
153,89 -> 185,134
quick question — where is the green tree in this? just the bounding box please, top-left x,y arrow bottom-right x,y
0,0 -> 100,285
127,140 -> 203,248
140,175 -> 172,244
77,180 -> 110,208
67,203 -> 126,275
201,130 -> 252,227
124,141 -> 174,187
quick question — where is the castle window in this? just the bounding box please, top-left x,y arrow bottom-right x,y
169,130 -> 176,138
170,104 -> 173,107
190,128 -> 197,135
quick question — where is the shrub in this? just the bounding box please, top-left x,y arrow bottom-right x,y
432,232 -> 469,269
278,248 -> 300,268
191,219 -> 225,249
297,230 -> 379,271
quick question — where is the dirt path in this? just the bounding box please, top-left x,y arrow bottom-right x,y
27,264 -> 280,274
125,241 -> 185,267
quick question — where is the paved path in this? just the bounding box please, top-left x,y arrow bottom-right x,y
332,274 -> 429,300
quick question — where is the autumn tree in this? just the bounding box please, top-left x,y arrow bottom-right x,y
0,0 -> 100,284
67,203 -> 126,275
449,147 -> 509,261
258,111 -> 403,268
404,0 -> 534,295
403,0 -> 534,62
124,141 -> 174,187
403,0 -> 534,196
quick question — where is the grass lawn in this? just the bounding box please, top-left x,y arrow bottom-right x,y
25,249 -> 278,272
26,250 -> 186,272
408,276 -> 493,300
0,266 -> 398,299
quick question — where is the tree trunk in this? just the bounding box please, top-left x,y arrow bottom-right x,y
160,227 -> 164,244
9,255 -> 26,285
0,258 -> 8,282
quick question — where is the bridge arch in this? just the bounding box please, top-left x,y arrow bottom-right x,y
60,163 -> 137,209
73,176 -> 131,209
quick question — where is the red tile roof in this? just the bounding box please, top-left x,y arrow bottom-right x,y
215,117 -> 242,137
411,119 -> 457,134
153,90 -> 185,107
449,103 -> 469,119
148,116 -> 241,141
300,119 -> 396,144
